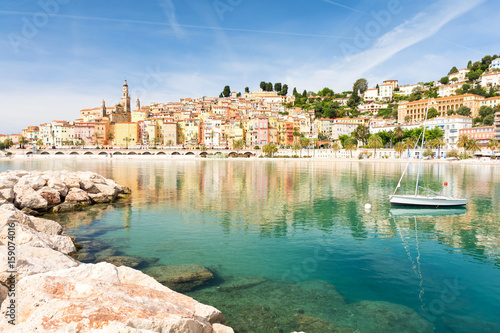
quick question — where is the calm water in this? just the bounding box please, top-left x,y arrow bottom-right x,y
1,158 -> 500,332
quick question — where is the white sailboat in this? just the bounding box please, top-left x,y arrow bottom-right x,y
389,101 -> 467,208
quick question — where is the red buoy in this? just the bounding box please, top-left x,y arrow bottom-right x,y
444,181 -> 448,186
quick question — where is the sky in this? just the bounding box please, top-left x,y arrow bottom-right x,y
0,0 -> 499,133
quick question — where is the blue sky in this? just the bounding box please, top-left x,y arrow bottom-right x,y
0,0 -> 498,133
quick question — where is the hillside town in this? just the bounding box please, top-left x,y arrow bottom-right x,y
2,56 -> 500,158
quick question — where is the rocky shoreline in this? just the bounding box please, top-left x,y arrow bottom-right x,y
0,170 -> 233,332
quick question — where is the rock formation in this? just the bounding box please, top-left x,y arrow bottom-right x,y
0,170 -> 131,213
0,170 -> 233,333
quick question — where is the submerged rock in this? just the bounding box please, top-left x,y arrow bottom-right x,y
145,264 -> 214,292
218,276 -> 268,292
334,300 -> 434,333
294,314 -> 361,333
104,255 -> 145,268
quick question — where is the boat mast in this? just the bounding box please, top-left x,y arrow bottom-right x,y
414,99 -> 431,196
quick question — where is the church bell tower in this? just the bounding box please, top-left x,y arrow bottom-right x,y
121,80 -> 131,113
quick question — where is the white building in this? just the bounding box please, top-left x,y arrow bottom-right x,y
480,96 -> 500,109
480,72 -> 500,88
424,115 -> 472,149
369,123 -> 420,135
357,103 -> 388,114
331,122 -> 358,140
438,83 -> 462,97
397,83 -> 424,96
379,83 -> 394,100
448,68 -> 470,83
490,58 -> 500,70
363,88 -> 379,101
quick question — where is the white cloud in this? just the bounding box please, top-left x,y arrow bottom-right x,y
287,0 -> 485,91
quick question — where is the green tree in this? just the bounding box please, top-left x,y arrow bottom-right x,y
393,126 -> 404,144
347,90 -> 361,109
293,87 -> 298,96
448,66 -> 459,75
19,136 -> 28,148
3,138 -> 14,149
274,83 -> 282,93
467,60 -> 472,69
456,106 -> 471,117
292,142 -> 302,156
440,76 -> 449,85
332,141 -> 341,158
266,82 -> 273,92
394,142 -> 404,158
302,90 -> 307,98
487,139 -> 498,153
484,114 -> 495,126
353,124 -> 369,146
36,139 -> 43,147
260,81 -> 266,91
233,139 -> 245,149
338,134 -> 350,147
299,137 -> 310,149
343,138 -> 357,158
222,85 -> 231,98
262,143 -> 278,157
467,138 -> 480,155
245,87 -> 250,93
353,78 -> 368,94
403,138 -> 416,158
457,135 -> 470,154
447,109 -> 455,116
368,135 -> 383,156
282,84 -> 288,96
429,138 -> 445,158
427,107 -> 439,119
423,148 -> 434,158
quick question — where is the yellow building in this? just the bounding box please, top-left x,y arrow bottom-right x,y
398,94 -> 485,122
112,122 -> 139,148
131,110 -> 149,123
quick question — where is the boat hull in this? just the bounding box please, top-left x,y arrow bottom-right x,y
389,195 -> 467,207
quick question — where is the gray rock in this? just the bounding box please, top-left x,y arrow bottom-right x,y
0,189 -> 14,202
104,256 -> 145,268
38,186 -> 61,207
65,188 -> 92,204
13,185 -> 48,211
145,264 -> 214,292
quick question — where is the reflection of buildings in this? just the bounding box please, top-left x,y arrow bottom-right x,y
55,160 -> 500,264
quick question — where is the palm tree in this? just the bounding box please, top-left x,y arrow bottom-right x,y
332,142 -> 341,158
19,136 -> 28,149
368,135 -> 383,158
487,139 -> 498,153
394,142 -> 404,158
343,139 -> 357,158
430,138 -> 445,159
403,138 -> 416,158
36,139 -> 43,147
457,135 -> 470,154
393,126 -> 404,144
467,138 -> 480,156
233,139 -> 245,150
299,137 -> 310,157
262,143 -> 278,157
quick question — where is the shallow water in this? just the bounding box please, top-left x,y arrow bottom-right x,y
2,158 -> 500,332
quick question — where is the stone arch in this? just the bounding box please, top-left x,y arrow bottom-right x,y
142,152 -> 152,155
98,152 -> 108,156
228,152 -> 238,158
200,152 -> 208,157
244,152 -> 254,158
26,151 -> 33,155
41,151 -> 50,155
156,152 -> 166,155
185,152 -> 195,155
55,152 -> 65,155
113,152 -> 122,155
84,152 -> 93,155
70,152 -> 79,155
127,152 -> 137,155
172,152 -> 181,155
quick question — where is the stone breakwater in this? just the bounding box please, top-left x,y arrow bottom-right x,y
0,171 -> 233,333
0,170 -> 132,214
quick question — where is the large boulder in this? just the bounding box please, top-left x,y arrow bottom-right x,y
46,175 -> 69,197
65,188 -> 92,205
144,264 -> 214,292
0,245 -> 80,285
0,263 -> 231,333
16,174 -> 46,190
37,187 -> 61,207
12,185 -> 48,211
0,175 -> 19,189
0,189 -> 14,203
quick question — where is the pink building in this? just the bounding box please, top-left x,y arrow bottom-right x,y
73,123 -> 96,146
256,117 -> 269,146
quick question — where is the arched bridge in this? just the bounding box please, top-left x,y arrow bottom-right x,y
14,148 -> 259,158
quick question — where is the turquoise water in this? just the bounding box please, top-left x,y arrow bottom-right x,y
1,158 -> 500,332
